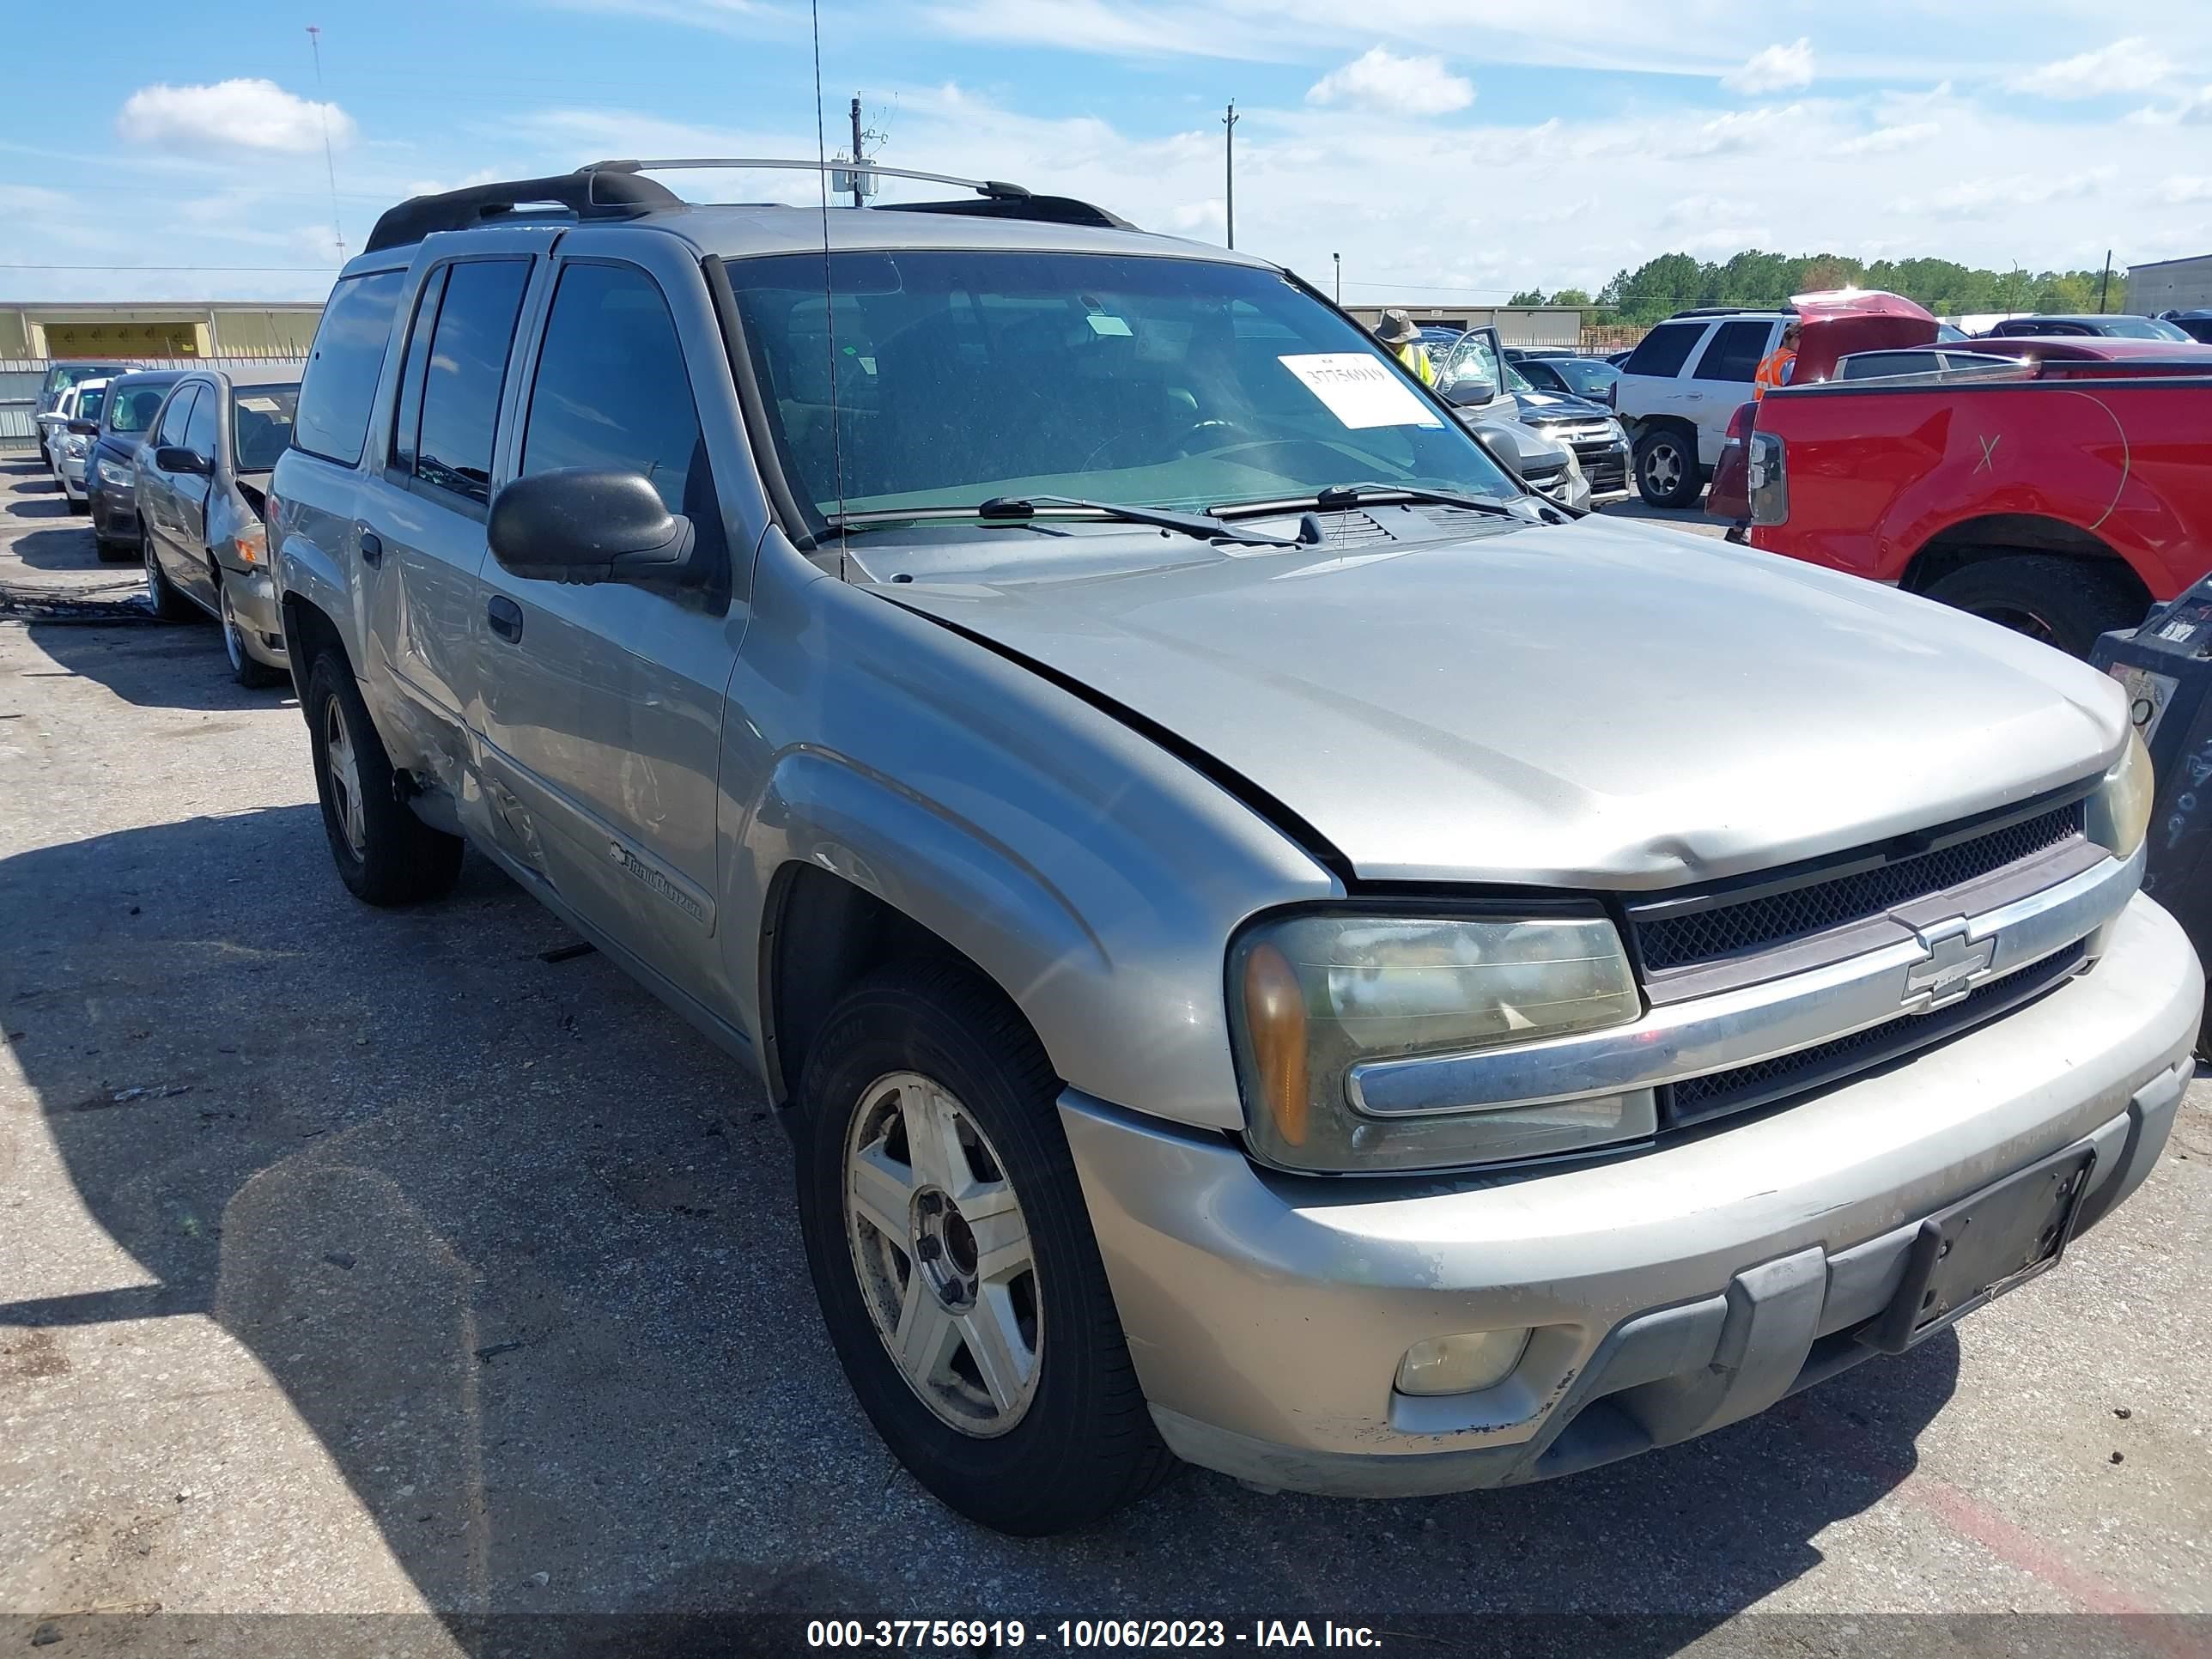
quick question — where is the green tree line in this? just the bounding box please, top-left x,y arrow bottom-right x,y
1509,250 -> 2118,325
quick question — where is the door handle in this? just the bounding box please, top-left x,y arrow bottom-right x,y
357,528 -> 384,567
487,595 -> 524,643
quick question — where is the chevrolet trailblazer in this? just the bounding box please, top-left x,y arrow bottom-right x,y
267,161 -> 2199,1535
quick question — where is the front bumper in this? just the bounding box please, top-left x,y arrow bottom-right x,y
1060,893 -> 2199,1498
88,481 -> 137,540
58,454 -> 88,497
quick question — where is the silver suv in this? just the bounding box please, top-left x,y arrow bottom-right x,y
269,162 -> 2198,1535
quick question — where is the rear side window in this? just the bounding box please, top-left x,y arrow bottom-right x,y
294,268 -> 404,466
522,262 -> 707,516
155,385 -> 200,449
411,258 -> 532,505
1623,323 -> 1703,379
1838,351 -> 1942,380
106,383 -> 171,434
1692,320 -> 1773,383
183,384 -> 219,459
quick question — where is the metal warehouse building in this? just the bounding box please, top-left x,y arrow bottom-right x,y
0,300 -> 323,362
2124,253 -> 2212,315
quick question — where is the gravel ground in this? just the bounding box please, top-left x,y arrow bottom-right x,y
2,458 -> 2208,1656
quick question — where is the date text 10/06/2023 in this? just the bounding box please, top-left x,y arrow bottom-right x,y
805,1620 -> 1385,1650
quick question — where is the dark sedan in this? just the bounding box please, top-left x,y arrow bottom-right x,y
85,370 -> 185,559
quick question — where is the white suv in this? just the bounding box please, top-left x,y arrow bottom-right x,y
1614,310 -> 1785,507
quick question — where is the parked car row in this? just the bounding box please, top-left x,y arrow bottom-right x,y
222,161 -> 2195,1538
50,362 -> 303,684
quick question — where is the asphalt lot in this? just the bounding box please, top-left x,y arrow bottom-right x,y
2,457 -> 2209,1656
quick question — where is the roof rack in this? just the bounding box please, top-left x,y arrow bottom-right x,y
363,168 -> 684,252
364,158 -> 1133,254
586,158 -> 1133,229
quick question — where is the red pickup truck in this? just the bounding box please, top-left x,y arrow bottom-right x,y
1715,293 -> 2212,656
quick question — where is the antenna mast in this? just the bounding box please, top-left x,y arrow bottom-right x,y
307,26 -> 344,262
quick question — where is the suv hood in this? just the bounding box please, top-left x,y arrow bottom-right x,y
877,516 -> 2125,887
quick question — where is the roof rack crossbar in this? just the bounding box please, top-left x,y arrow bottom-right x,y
363,170 -> 683,252
588,157 -> 1036,199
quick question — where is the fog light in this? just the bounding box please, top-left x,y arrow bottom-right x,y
1395,1329 -> 1530,1396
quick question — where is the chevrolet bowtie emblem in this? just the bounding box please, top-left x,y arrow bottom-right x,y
1905,921 -> 1996,1010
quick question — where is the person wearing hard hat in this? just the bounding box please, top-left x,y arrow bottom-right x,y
1753,318 -> 1802,398
1372,309 -> 1437,386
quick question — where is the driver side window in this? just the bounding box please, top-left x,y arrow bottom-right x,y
155,385 -> 200,449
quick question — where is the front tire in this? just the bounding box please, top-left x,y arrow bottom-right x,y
142,528 -> 197,620
1633,425 -> 1703,507
219,576 -> 285,689
304,652 -> 464,905
795,961 -> 1171,1534
1923,555 -> 2148,659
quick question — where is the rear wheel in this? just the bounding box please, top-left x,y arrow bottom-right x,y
1923,555 -> 2148,659
304,652 -> 464,905
1633,425 -> 1702,507
795,961 -> 1172,1534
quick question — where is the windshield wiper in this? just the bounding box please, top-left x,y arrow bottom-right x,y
824,496 -> 1299,547
1214,483 -> 1526,520
975,495 -> 1300,547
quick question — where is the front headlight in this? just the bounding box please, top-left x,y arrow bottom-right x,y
96,458 -> 134,488
64,434 -> 88,458
2087,727 -> 2153,860
1230,911 -> 1648,1174
1603,417 -> 1626,442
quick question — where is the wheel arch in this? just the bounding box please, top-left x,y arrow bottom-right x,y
1899,514 -> 2152,613
280,591 -> 350,706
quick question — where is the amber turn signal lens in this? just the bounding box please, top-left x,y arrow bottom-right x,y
1243,941 -> 1309,1146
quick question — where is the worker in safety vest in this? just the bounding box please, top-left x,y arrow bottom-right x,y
1372,309 -> 1437,386
1753,318 -> 1801,398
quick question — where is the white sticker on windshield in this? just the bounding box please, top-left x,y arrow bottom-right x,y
1277,354 -> 1442,429
1085,313 -> 1133,337
236,396 -> 283,413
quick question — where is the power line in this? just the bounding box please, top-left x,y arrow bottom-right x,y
0,263 -> 335,273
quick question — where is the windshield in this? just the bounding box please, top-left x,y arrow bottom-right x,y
2121,317 -> 2191,341
1547,357 -> 1617,397
726,251 -> 1516,521
231,383 -> 300,471
106,383 -> 171,434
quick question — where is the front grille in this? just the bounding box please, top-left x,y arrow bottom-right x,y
1634,800 -> 2087,973
1664,940 -> 2087,1126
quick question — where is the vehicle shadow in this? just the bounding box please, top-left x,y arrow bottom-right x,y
0,807 -> 1957,1651
9,525 -> 112,571
18,618 -> 291,714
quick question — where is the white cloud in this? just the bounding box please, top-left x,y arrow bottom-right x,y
117,79 -> 356,155
2009,37 -> 2168,99
1838,120 -> 1938,155
2130,83 -> 2212,124
1721,39 -> 1814,94
2155,175 -> 2212,204
1307,47 -> 1474,116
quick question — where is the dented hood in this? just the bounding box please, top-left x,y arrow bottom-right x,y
877,515 -> 2126,888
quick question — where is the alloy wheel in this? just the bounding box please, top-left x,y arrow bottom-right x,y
1645,442 -> 1683,495
322,693 -> 367,858
844,1071 -> 1042,1437
221,584 -> 246,673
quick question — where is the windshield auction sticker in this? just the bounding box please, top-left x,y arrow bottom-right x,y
1277,354 -> 1443,429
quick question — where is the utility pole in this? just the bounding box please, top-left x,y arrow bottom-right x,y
1333,252 -> 1341,304
1223,100 -> 1238,250
2098,248 -> 2112,313
849,96 -> 866,209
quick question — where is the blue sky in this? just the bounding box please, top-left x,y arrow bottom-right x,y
3,0 -> 2209,308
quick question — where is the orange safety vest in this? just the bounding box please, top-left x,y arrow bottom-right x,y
1753,347 -> 1796,398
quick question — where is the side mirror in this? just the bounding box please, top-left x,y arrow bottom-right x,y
1468,426 -> 1528,482
153,446 -> 210,476
67,418 -> 99,436
1444,377 -> 1498,407
488,467 -> 700,586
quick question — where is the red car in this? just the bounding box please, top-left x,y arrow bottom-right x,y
1721,295 -> 2212,655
